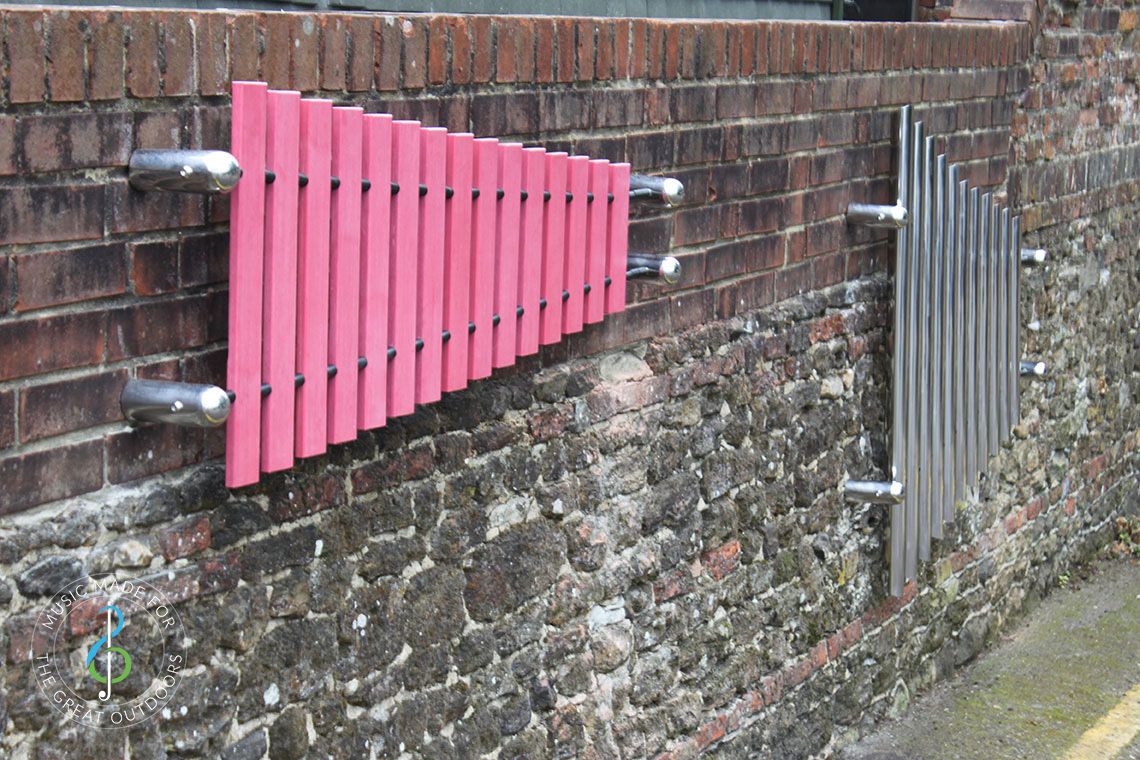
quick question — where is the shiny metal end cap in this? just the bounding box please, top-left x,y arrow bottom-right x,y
1020,361 -> 1047,377
659,256 -> 682,284
844,479 -> 906,504
661,178 -> 685,206
1020,248 -> 1047,265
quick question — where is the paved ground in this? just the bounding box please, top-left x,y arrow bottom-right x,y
841,558 -> 1140,760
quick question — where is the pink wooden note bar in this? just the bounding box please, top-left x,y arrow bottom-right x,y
539,152 -> 567,346
387,121 -> 421,418
584,160 -> 610,324
493,143 -> 523,369
562,156 -> 590,336
443,133 -> 474,393
468,138 -> 499,381
358,113 -> 393,430
260,89 -> 301,473
416,127 -> 448,406
226,81 -> 267,488
294,98 -> 333,459
327,107 -> 364,444
606,163 -> 632,315
516,148 -> 545,357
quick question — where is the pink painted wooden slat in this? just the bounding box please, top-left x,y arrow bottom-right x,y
327,106 -> 364,444
294,98 -> 333,459
443,133 -> 474,393
468,138 -> 498,381
584,160 -> 610,324
387,120 -> 421,418
259,88 -> 301,473
415,127 -> 447,405
516,147 -> 545,357
605,163 -> 632,315
493,142 -> 523,369
539,152 -> 567,346
562,155 -> 590,336
226,81 -> 268,488
358,113 -> 394,430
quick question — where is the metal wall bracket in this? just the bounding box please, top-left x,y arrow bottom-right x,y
121,379 -> 232,428
844,480 -> 906,504
847,202 -> 909,229
129,149 -> 243,194
629,174 -> 685,206
627,253 -> 682,284
1020,248 -> 1047,265
1020,360 -> 1047,377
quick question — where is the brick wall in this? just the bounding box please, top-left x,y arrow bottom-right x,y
0,5 -> 1138,759
0,11 -> 1029,514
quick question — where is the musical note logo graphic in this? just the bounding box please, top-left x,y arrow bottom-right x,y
84,604 -> 132,701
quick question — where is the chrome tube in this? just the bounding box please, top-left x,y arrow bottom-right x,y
626,254 -> 682,284
121,379 -> 232,427
904,119 -> 923,582
965,187 -> 979,487
978,192 -> 991,471
933,153 -> 949,536
889,106 -> 912,597
629,175 -> 685,206
847,202 -> 909,228
128,149 -> 243,194
1012,216 -> 1022,426
987,200 -> 1001,457
1020,248 -> 1047,265
845,480 -> 906,504
948,168 -> 964,521
917,134 -> 935,559
998,208 -> 1011,443
1021,360 -> 1047,377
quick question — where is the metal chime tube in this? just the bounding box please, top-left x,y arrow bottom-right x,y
904,118 -> 924,582
888,106 -> 913,597
1011,216 -> 1022,427
916,134 -> 935,559
987,201 -> 1000,456
932,152 -> 948,539
978,193 -> 991,467
997,208 -> 1011,442
953,171 -> 967,510
965,187 -> 979,487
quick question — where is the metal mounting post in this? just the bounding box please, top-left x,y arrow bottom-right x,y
629,175 -> 685,206
626,253 -> 682,284
121,379 -> 232,428
129,149 -> 243,194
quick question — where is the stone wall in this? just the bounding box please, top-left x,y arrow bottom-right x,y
0,5 -> 1138,759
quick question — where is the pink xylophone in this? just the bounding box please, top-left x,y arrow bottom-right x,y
225,82 -> 633,487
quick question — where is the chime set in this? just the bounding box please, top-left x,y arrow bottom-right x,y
121,90 -> 1045,593
843,105 -> 1046,596
121,81 -> 683,488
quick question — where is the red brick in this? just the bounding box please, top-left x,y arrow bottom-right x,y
631,20 -> 649,79
0,440 -> 104,515
319,16 -> 347,91
740,25 -> 756,76
19,370 -> 128,443
375,18 -> 400,91
158,515 -> 212,560
108,178 -> 204,234
556,19 -> 576,83
679,25 -> 697,78
198,13 -> 229,96
428,16 -> 448,85
45,11 -> 86,102
20,112 -> 133,173
703,540 -> 741,580
514,18 -> 536,82
0,390 -> 14,450
0,311 -> 105,381
596,22 -> 614,81
494,18 -> 517,83
471,16 -> 492,83
0,116 -> 15,176
262,14 -> 291,89
646,22 -> 665,79
291,15 -> 320,92
179,232 -> 229,288
614,19 -> 631,79
127,13 -> 161,97
535,19 -> 555,83
15,244 -> 127,312
577,20 -> 595,81
0,183 -> 104,246
106,423 -> 207,485
161,13 -> 195,96
350,17 -> 377,91
85,11 -> 124,100
107,292 -> 224,361
228,14 -> 259,82
7,10 -> 46,103
131,240 -> 179,295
